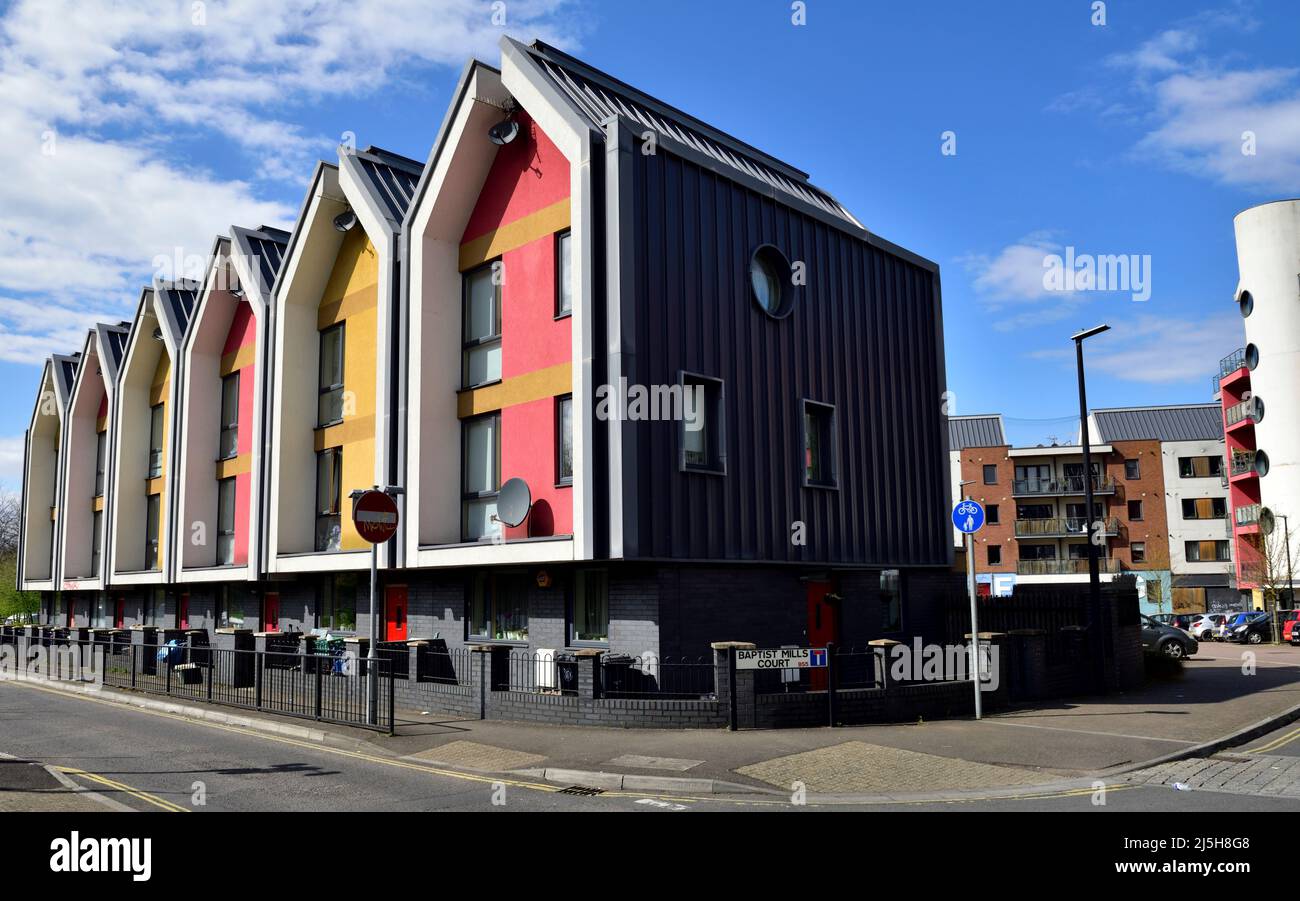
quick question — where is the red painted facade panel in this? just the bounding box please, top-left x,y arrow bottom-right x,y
223,299 -> 257,566
462,112 -> 569,244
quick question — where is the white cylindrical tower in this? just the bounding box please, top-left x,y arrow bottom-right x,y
1234,199 -> 1300,526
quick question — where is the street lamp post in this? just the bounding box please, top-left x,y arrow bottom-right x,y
1073,324 -> 1110,690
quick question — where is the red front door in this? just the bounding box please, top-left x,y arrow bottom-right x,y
178,593 -> 190,630
114,597 -> 125,629
385,586 -> 408,642
806,581 -> 839,690
66,601 -> 75,628
262,593 -> 280,632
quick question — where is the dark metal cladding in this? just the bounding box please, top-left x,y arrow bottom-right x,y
620,147 -> 950,567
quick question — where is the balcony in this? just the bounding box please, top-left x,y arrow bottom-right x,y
1235,503 -> 1268,529
1225,397 -> 1262,428
1231,451 -> 1258,478
1016,558 -> 1123,576
1015,517 -> 1121,538
1011,475 -> 1117,497
1219,347 -> 1246,379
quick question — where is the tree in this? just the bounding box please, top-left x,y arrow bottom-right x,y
0,487 -> 38,622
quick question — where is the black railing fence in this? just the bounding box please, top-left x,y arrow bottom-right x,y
599,653 -> 716,699
30,637 -> 394,733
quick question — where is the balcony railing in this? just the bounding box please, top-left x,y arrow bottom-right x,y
1219,347 -> 1246,379
1236,503 -> 1261,527
1014,517 -> 1121,538
1016,558 -> 1123,576
1012,475 -> 1117,497
1231,451 -> 1257,477
1225,397 -> 1261,427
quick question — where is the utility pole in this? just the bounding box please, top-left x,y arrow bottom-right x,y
1073,325 -> 1110,690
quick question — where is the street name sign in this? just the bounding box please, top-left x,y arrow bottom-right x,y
735,647 -> 828,670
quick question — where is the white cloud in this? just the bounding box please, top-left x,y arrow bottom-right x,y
958,233 -> 1070,304
0,0 -> 584,367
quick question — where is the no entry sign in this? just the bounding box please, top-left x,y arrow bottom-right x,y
352,490 -> 399,544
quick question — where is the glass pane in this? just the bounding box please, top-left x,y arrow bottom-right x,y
495,575 -> 529,641
95,433 -> 106,494
684,391 -> 707,465
221,374 -> 240,426
319,325 -> 343,389
805,411 -> 821,482
558,397 -> 573,481
315,514 -> 341,553
216,534 -> 234,566
463,341 -> 501,387
751,258 -> 780,313
470,574 -> 490,637
558,232 -> 572,314
316,450 -> 340,516
464,268 -> 498,342
463,498 -> 498,541
463,418 -> 498,494
218,479 -> 236,532
575,570 -> 608,642
317,387 -> 343,426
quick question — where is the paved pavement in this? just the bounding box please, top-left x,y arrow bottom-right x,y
1122,718 -> 1300,801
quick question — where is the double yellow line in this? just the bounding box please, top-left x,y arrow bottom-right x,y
1248,726 -> 1300,755
55,766 -> 190,813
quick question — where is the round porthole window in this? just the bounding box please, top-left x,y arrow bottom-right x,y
750,245 -> 794,318
1239,291 -> 1254,318
1245,343 -> 1259,370
1252,396 -> 1265,423
1260,507 -> 1276,536
1254,449 -> 1270,477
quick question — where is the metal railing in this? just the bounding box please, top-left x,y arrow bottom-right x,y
1015,517 -> 1120,538
1220,347 -> 1246,379
1231,451 -> 1257,477
1016,558 -> 1122,576
1225,398 -> 1260,427
47,637 -> 394,733
1012,475 -> 1117,496
1236,503 -> 1262,527
599,653 -> 716,699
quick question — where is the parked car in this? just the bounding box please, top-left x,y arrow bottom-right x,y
1280,610 -> 1300,643
1141,615 -> 1199,659
1291,622 -> 1300,646
1213,612 -> 1249,641
1230,612 -> 1273,645
1190,614 -> 1227,640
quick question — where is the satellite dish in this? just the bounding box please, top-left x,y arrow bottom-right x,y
494,477 -> 531,528
488,117 -> 520,146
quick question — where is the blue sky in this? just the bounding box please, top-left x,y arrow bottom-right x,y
1,0 -> 1295,483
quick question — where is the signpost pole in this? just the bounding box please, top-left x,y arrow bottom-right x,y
966,524 -> 982,720
367,536 -> 378,726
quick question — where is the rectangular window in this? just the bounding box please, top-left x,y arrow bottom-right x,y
219,372 -> 240,459
216,477 -> 236,565
145,494 -> 160,570
315,448 -> 342,552
987,545 -> 1002,565
1181,497 -> 1227,519
1131,541 -> 1146,564
1018,544 -> 1057,561
571,569 -> 609,644
1124,458 -> 1140,480
217,585 -> 245,628
318,574 -> 357,632
94,431 -> 106,496
880,570 -> 902,633
145,588 -> 165,627
462,413 -> 501,541
317,324 -> 345,427
986,504 -> 1000,524
462,264 -> 502,387
803,401 -> 837,487
681,373 -> 725,474
556,395 -> 573,485
982,464 -> 998,485
1179,456 -> 1224,478
556,230 -> 572,316
1127,500 -> 1143,521
1185,540 -> 1231,562
148,404 -> 164,478
1016,504 -> 1053,520
90,510 -> 103,575
469,571 -> 529,642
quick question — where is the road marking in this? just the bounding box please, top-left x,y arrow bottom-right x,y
1,680 -> 1139,809
54,767 -> 190,813
1247,726 -> 1300,755
985,719 -> 1198,745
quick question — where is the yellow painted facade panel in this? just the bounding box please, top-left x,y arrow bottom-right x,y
457,362 -> 573,418
458,198 -> 571,272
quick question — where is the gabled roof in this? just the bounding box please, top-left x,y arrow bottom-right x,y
516,39 -> 863,230
97,322 -> 131,377
1091,405 -> 1224,443
948,414 -> 1006,450
54,354 -> 78,400
230,224 -> 290,299
154,278 -> 201,339
347,145 -> 423,225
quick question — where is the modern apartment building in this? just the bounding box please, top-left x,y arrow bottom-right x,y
1217,198 -> 1300,609
19,38 -> 954,663
950,405 -> 1232,614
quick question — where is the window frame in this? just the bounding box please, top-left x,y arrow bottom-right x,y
678,371 -> 726,476
987,545 -> 1002,566
461,261 -> 503,389
1124,458 -> 1140,480
145,494 -> 161,571
461,412 -> 502,542
314,447 -> 343,553
94,430 -> 106,497
1127,499 -> 1143,521
216,476 -> 237,565
467,570 -> 530,644
568,568 -> 610,647
879,569 -> 903,634
555,230 -> 573,319
986,504 -> 1000,525
90,509 -> 103,575
147,403 -> 164,479
982,464 -> 998,486
219,371 -> 240,460
318,573 -> 358,632
555,394 -> 574,486
802,399 -> 838,489
317,323 -> 346,428
1131,541 -> 1146,564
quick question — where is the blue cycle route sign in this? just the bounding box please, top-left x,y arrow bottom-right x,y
952,499 -> 985,534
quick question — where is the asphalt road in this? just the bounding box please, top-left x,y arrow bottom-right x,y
6,680 -> 1300,814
